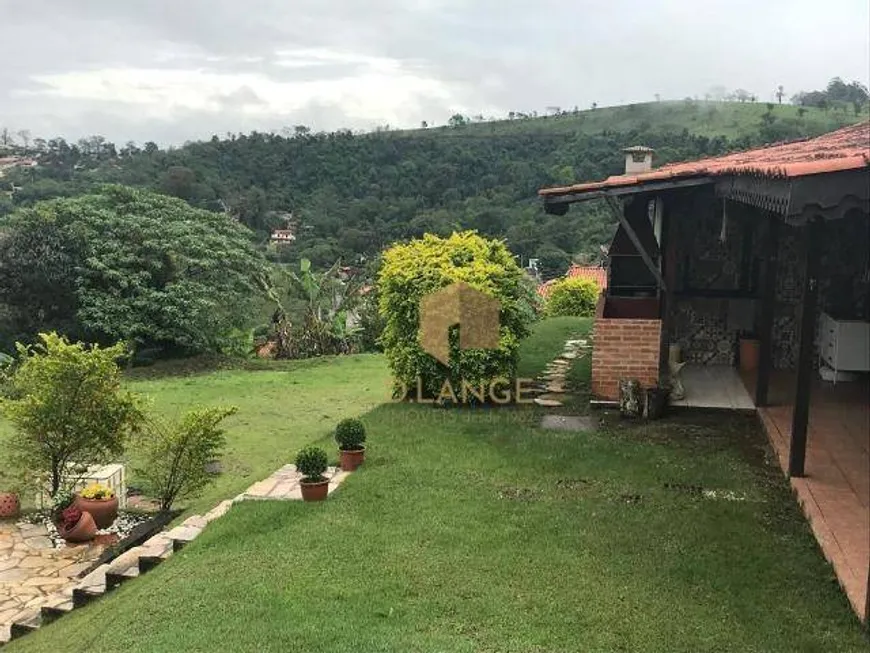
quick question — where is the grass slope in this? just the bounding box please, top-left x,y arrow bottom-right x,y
6,321 -> 867,652
415,101 -> 866,140
0,355 -> 391,515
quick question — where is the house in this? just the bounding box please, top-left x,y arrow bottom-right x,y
538,264 -> 608,298
0,156 -> 37,177
539,122 -> 870,621
269,229 -> 296,244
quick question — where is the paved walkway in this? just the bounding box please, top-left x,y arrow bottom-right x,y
1,463 -> 351,644
0,523 -> 100,629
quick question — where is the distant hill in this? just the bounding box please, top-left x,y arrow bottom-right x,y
1,101 -> 865,279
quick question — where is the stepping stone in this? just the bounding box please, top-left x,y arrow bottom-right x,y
540,415 -> 596,431
534,397 -> 563,407
23,536 -> 53,550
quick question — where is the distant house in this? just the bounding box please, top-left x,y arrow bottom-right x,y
538,265 -> 608,298
269,229 -> 296,244
0,156 -> 37,177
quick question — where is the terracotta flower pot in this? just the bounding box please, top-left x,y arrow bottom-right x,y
339,448 -> 365,472
739,338 -> 760,372
300,479 -> 329,502
0,492 -> 20,519
75,495 -> 119,529
60,511 -> 97,543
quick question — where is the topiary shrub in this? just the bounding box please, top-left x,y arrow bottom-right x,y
545,277 -> 600,317
378,231 -> 534,401
295,446 -> 328,483
335,418 -> 366,451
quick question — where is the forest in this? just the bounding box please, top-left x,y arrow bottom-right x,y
0,85 -> 867,356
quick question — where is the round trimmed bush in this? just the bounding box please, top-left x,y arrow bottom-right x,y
295,446 -> 328,482
335,418 -> 366,451
378,231 -> 534,401
545,277 -> 600,317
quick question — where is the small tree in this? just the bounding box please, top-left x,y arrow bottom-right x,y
136,407 -> 236,511
1,333 -> 144,496
545,278 -> 600,317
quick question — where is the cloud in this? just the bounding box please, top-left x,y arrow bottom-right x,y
0,0 -> 867,144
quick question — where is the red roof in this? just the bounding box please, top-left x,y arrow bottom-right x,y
539,121 -> 870,198
538,265 -> 607,297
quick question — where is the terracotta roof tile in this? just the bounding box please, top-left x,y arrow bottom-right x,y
540,121 -> 870,198
538,265 -> 607,297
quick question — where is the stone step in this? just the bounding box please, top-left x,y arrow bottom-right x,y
203,500 -> 233,523
40,594 -> 74,625
106,548 -> 142,590
1,624 -> 10,646
72,564 -> 109,608
138,534 -> 174,572
164,525 -> 202,551
9,608 -> 41,640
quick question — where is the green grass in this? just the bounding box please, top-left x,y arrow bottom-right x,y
0,354 -> 391,515
516,316 -> 592,379
4,319 -> 867,652
8,407 -> 866,652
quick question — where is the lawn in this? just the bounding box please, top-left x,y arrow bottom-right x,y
4,320 -> 867,652
0,355 -> 391,516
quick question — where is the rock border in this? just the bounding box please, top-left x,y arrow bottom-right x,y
0,464 -> 350,646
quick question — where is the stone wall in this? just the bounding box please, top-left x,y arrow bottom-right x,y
664,192 -> 868,371
591,318 -> 661,400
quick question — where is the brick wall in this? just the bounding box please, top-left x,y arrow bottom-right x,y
591,318 -> 662,400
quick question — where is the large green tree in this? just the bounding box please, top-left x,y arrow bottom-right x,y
0,185 -> 268,353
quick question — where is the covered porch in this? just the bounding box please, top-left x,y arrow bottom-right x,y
540,122 -> 870,622
745,370 -> 870,620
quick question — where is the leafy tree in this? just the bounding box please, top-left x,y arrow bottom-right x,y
136,406 -> 236,510
1,333 -> 144,496
1,186 -> 268,354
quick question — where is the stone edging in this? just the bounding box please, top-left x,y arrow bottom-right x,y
0,465 -> 349,646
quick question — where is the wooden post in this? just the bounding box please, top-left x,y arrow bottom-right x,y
755,214 -> 779,406
658,196 -> 676,379
789,218 -> 823,477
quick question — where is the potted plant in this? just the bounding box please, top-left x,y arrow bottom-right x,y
335,418 -> 366,471
53,492 -> 96,543
75,482 -> 119,529
295,446 -> 329,502
0,489 -> 20,519
738,330 -> 760,372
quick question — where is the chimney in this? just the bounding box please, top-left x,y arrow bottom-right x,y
623,146 -> 654,175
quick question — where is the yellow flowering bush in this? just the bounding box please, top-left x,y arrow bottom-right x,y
79,482 -> 115,500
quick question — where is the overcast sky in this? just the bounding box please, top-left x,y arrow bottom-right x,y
2,0 -> 868,145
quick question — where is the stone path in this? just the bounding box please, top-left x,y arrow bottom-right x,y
0,523 -> 100,636
0,463 -> 350,645
533,338 -> 590,409
235,465 -> 348,501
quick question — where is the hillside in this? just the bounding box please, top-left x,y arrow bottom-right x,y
1,101 -> 865,278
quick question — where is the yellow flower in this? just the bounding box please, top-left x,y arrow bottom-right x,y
80,482 -> 114,500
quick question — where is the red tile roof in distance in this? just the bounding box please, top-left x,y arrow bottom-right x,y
539,121 -> 870,198
538,265 -> 607,297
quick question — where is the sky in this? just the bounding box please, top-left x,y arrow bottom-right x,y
2,0 -> 869,146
